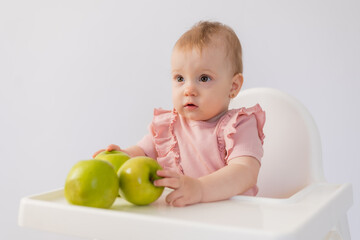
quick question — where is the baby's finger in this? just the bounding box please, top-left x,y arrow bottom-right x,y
154,177 -> 181,189
92,149 -> 105,158
106,144 -> 121,152
172,197 -> 187,207
165,189 -> 183,205
156,169 -> 179,178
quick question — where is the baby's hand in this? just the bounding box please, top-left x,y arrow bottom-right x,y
92,144 -> 122,158
154,170 -> 203,207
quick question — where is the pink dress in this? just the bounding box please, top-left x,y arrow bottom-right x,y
137,104 -> 265,196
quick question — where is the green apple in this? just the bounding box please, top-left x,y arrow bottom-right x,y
117,156 -> 164,205
95,150 -> 130,173
64,159 -> 119,208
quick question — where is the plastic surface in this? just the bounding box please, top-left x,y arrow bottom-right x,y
19,183 -> 352,240
18,88 -> 353,239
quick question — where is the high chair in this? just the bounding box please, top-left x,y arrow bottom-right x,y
19,88 -> 353,240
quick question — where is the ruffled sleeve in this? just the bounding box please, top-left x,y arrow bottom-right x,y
217,104 -> 265,164
137,108 -> 183,173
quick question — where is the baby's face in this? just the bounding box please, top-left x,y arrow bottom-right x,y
171,38 -> 235,122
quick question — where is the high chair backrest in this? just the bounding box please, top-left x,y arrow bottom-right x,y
230,88 -> 325,198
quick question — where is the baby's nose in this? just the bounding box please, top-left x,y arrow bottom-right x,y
184,83 -> 197,96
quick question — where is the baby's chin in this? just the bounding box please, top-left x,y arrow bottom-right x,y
176,111 -> 206,122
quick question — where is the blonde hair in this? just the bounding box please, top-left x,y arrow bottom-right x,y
174,21 -> 243,74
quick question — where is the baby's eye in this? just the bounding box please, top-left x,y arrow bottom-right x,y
176,75 -> 184,82
199,75 -> 211,82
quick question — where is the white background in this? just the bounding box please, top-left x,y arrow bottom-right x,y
1,0 -> 359,239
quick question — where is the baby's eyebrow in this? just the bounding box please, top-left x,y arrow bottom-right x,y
201,68 -> 215,73
200,69 -> 217,77
171,69 -> 182,74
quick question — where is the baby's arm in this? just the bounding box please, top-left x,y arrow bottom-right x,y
92,144 -> 146,158
154,156 -> 260,207
199,156 -> 260,201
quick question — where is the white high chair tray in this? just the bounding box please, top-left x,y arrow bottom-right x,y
19,183 -> 352,240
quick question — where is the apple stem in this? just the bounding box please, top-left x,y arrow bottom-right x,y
149,176 -> 154,184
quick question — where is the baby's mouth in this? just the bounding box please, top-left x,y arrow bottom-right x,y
184,103 -> 198,109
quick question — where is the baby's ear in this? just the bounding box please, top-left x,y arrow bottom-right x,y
230,73 -> 243,98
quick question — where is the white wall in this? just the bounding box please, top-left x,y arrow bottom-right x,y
1,0 -> 359,239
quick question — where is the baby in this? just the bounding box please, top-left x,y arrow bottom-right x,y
94,21 -> 265,207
